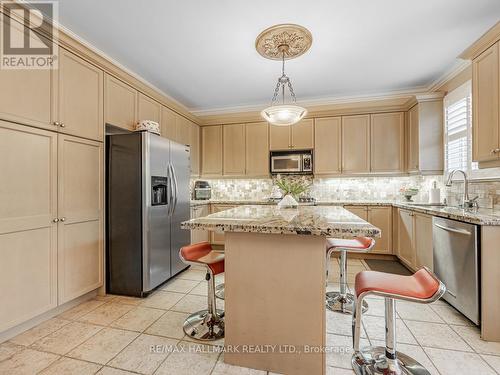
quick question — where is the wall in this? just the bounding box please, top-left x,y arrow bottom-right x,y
193,175 -> 499,209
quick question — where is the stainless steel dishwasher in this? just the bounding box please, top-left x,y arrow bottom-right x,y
432,216 -> 480,325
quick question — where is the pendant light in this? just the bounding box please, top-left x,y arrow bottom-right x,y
256,24 -> 312,126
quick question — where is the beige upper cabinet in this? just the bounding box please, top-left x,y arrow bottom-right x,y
269,119 -> 314,150
57,135 -> 103,304
371,112 -> 405,173
269,125 -> 291,150
414,213 -> 433,270
190,122 -> 201,176
407,99 -> 443,174
314,117 -> 341,175
104,74 -> 137,131
408,105 -> 419,172
57,49 -> 104,141
201,125 -> 223,176
472,41 -> 500,162
161,106 -> 177,140
342,115 -> 370,173
223,123 -> 246,176
291,119 -> 314,149
137,93 -> 161,124
246,122 -> 270,177
0,17 -> 53,130
0,122 -> 58,331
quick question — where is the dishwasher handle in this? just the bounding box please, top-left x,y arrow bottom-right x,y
434,223 -> 471,236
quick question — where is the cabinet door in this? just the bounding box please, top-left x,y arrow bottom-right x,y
314,117 -> 341,175
104,74 -> 137,130
398,209 -> 415,268
57,49 -> 104,141
223,124 -> 246,176
291,119 -> 314,149
211,204 -> 236,245
191,205 -> 209,244
472,42 -> 499,162
161,106 -> 177,140
0,122 -> 57,331
414,213 -> 433,270
342,115 -> 370,173
190,122 -> 200,176
176,115 -> 191,146
246,122 -> 270,177
368,207 -> 392,254
408,105 -> 419,171
269,125 -> 290,150
370,112 -> 405,173
58,135 -> 103,304
344,206 -> 368,220
137,93 -> 161,124
201,126 -> 223,176
0,18 -> 53,130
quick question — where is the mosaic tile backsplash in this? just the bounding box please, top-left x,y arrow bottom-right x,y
192,176 -> 500,209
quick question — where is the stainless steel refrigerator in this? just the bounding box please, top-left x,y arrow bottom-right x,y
106,131 -> 190,297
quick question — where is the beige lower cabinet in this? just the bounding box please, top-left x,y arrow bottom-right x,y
201,125 -> 223,176
223,123 -> 246,176
370,112 -> 405,173
342,115 -> 370,173
211,204 -> 236,245
57,135 -> 104,304
344,205 -> 392,254
104,74 -> 137,131
413,213 -> 433,270
314,117 -> 341,175
0,122 -> 58,331
397,209 -> 415,268
191,205 -> 210,244
245,122 -> 269,177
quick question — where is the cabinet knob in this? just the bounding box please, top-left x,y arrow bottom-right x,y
53,121 -> 61,126
60,217 -> 66,222
492,148 -> 500,154
59,122 -> 65,128
52,218 -> 59,223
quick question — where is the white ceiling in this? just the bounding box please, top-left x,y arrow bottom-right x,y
54,0 -> 500,113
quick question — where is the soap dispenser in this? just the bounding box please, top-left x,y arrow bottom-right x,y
429,180 -> 441,204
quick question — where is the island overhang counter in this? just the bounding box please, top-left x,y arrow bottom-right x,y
181,205 -> 381,375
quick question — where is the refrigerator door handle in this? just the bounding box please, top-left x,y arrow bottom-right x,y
171,164 -> 179,214
167,164 -> 174,216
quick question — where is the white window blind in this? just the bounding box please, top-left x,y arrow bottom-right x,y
444,81 -> 476,174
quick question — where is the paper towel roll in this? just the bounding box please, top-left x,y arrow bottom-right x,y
429,188 -> 440,204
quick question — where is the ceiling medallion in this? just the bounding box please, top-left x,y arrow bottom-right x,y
255,24 -> 313,60
257,24 -> 311,126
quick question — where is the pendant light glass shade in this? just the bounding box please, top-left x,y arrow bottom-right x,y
261,104 -> 307,126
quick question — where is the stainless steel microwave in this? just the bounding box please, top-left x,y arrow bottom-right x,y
270,151 -> 313,174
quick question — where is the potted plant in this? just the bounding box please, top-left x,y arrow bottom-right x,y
400,186 -> 419,202
275,176 -> 311,208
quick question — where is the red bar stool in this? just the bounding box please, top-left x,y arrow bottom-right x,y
326,237 -> 375,314
352,268 -> 446,375
179,242 -> 225,341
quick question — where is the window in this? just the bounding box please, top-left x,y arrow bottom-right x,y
444,81 -> 500,180
444,81 -> 476,174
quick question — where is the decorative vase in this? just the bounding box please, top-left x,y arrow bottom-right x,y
277,194 -> 299,209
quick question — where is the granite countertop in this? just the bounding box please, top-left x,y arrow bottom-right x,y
182,205 -> 381,237
189,199 -> 500,226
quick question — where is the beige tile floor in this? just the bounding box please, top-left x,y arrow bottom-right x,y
1,259 -> 500,375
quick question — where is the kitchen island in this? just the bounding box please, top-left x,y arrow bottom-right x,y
182,205 -> 380,375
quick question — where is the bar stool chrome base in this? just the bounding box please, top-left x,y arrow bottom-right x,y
326,292 -> 368,314
352,346 -> 430,375
183,309 -> 225,341
215,284 -> 225,300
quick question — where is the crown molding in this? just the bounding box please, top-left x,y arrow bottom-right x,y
460,21 -> 500,60
427,59 -> 471,92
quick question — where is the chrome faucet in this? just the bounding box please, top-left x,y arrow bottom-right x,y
445,170 -> 478,209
